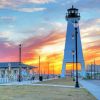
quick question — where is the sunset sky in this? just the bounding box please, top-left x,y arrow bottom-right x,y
0,0 -> 100,74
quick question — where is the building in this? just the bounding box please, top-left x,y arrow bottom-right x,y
86,64 -> 100,79
61,6 -> 86,78
87,64 -> 100,72
0,62 -> 36,81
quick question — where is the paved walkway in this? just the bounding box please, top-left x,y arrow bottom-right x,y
86,80 -> 100,86
0,78 -> 55,85
0,80 -> 39,85
0,78 -> 84,89
0,80 -> 76,88
79,79 -> 100,100
32,84 -> 76,88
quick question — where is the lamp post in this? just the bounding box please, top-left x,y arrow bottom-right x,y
43,65 -> 46,79
74,21 -> 79,88
94,60 -> 96,79
72,50 -> 75,81
52,63 -> 55,78
18,44 -> 22,82
91,63 -> 93,79
8,63 -> 11,80
48,62 -> 50,79
38,56 -> 43,81
39,56 -> 40,76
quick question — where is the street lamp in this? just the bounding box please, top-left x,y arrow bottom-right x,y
74,21 -> 79,88
72,50 -> 75,81
94,59 -> 96,79
52,63 -> 55,79
91,63 -> 93,79
47,62 -> 50,79
43,66 -> 45,79
38,56 -> 43,81
8,63 -> 11,80
39,56 -> 40,77
18,44 -> 22,82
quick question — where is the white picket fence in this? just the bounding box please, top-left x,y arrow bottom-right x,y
0,77 -> 17,84
0,78 -> 9,83
0,76 -> 32,84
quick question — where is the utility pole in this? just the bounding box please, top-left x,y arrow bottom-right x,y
91,63 -> 93,79
48,62 -> 50,79
53,63 -> 55,78
39,56 -> 40,76
18,44 -> 22,82
94,60 -> 96,79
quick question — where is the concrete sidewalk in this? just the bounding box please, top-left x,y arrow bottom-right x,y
31,84 -> 76,88
0,78 -> 84,88
0,80 -> 39,85
79,79 -> 100,100
0,78 -> 57,85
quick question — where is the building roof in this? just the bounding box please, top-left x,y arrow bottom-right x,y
0,62 -> 36,69
67,5 -> 78,11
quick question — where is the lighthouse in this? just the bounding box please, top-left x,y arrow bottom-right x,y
61,6 -> 86,78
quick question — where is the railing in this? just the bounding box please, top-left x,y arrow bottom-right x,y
0,78 -> 9,84
0,74 -> 58,84
86,72 -> 100,80
0,76 -> 18,84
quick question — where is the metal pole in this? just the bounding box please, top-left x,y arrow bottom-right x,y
97,66 -> 98,80
73,54 -> 75,81
75,23 -> 79,88
39,56 -> 40,76
94,60 -> 95,79
44,66 -> 45,76
38,56 -> 43,81
43,66 -> 45,79
73,54 -> 74,76
91,64 -> 92,79
48,62 -> 49,79
71,65 -> 73,78
53,63 -> 54,78
18,44 -> 21,82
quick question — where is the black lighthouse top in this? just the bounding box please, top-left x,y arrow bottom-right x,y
66,5 -> 80,20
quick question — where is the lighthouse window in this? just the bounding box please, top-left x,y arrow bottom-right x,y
76,11 -> 78,14
72,10 -> 74,13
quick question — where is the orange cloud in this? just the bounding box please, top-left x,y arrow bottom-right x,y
1,22 -> 99,74
84,44 -> 100,65
21,28 -> 100,74
22,31 -> 65,74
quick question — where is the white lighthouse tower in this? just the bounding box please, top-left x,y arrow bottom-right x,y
61,6 -> 86,78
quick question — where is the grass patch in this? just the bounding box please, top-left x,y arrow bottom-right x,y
0,85 -> 96,100
36,78 -> 76,86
